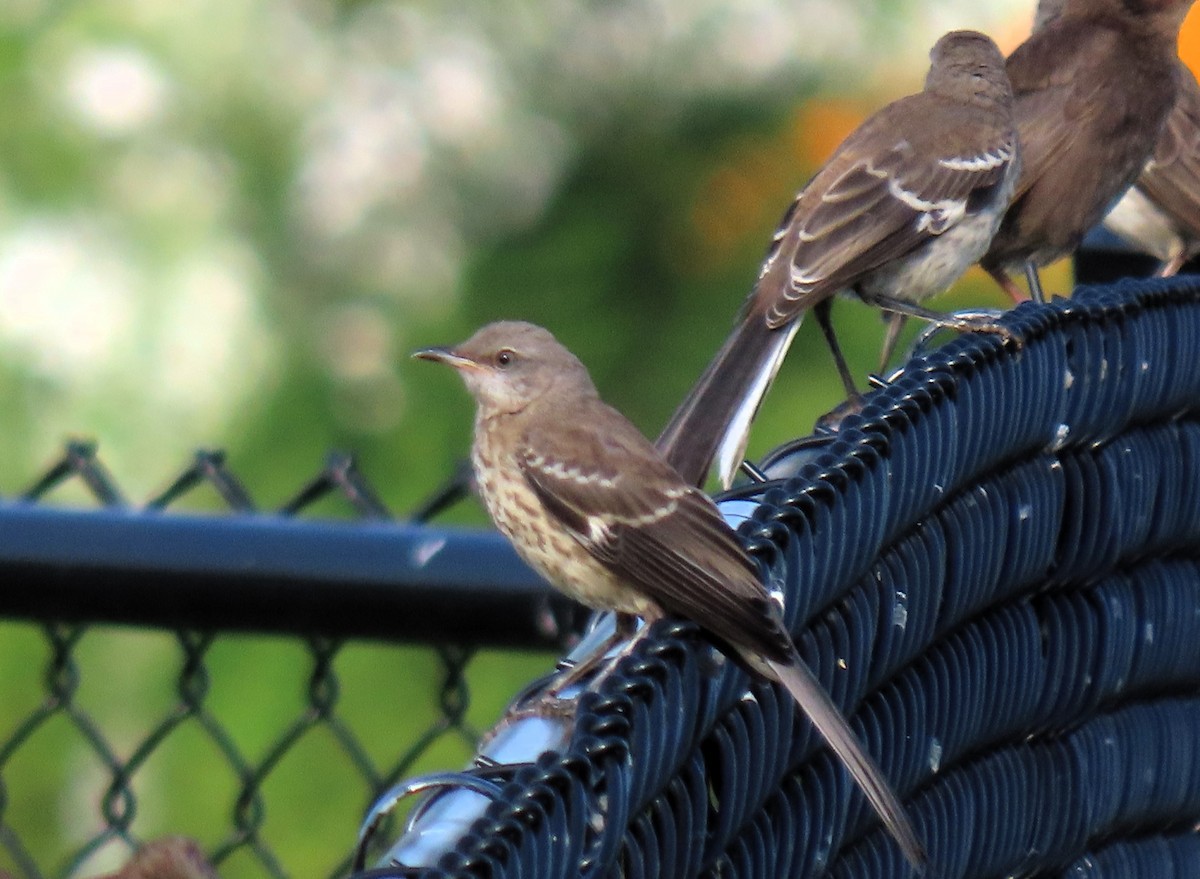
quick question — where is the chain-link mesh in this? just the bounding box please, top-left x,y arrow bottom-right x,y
0,446 -> 559,879
7,277 -> 1200,879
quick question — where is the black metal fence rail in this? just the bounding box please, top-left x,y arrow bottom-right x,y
2,276 -> 1199,879
360,277 -> 1200,879
0,450 -> 574,879
0,452 -> 571,648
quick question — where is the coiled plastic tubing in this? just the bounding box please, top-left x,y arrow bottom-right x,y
360,277 -> 1200,878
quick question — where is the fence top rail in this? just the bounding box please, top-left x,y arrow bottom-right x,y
364,274 -> 1200,878
0,500 -> 571,647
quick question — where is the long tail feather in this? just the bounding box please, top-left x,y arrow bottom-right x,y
766,655 -> 927,872
655,315 -> 800,489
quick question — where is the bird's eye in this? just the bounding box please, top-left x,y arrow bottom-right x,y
495,349 -> 515,368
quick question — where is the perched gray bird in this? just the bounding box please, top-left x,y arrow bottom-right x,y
981,0 -> 1196,300
1035,0 -> 1200,276
656,29 -> 1019,489
416,321 -> 926,870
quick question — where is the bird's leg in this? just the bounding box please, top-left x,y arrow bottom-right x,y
485,614 -> 641,735
879,312 -> 909,372
985,266 -> 1030,303
544,612 -> 638,699
812,395 -> 869,433
1024,260 -> 1046,303
813,300 -> 861,400
865,294 -> 1019,347
1157,248 -> 1186,278
567,618 -> 660,692
902,308 -> 1004,360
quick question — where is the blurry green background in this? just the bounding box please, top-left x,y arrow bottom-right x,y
0,0 -> 1037,876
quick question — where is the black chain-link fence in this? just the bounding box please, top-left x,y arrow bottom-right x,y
0,446 -> 576,879
6,271 -> 1200,879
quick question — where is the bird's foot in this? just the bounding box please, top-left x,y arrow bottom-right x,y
508,690 -> 581,721
953,313 -> 1020,347
904,307 -> 1019,358
814,393 -> 867,433
1157,251 -> 1187,278
477,689 -> 580,751
477,611 -> 644,751
985,266 -> 1031,303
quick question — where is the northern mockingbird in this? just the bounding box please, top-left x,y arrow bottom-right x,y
416,321 -> 925,870
980,0 -> 1195,300
656,30 -> 1019,489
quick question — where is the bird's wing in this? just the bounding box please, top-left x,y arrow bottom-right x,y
519,404 -> 926,871
765,101 -> 1016,325
519,407 -> 927,871
516,408 -> 794,663
1137,67 -> 1200,239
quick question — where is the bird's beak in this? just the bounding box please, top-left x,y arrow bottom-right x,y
412,346 -> 481,371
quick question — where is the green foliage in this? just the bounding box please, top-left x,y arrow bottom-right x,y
0,0 -> 1015,875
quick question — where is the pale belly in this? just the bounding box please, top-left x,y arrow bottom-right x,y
471,439 -> 658,617
858,204 -> 1005,305
1103,185 -> 1183,264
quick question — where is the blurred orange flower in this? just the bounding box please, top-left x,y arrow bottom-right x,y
1182,5 -> 1200,76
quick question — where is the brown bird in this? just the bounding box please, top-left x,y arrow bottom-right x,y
980,0 -> 1196,301
1034,0 -> 1200,277
415,321 -> 926,870
102,838 -> 219,879
656,29 -> 1019,489
1104,76 -> 1200,277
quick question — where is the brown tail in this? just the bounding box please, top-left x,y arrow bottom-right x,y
766,655 -> 927,872
655,313 -> 800,488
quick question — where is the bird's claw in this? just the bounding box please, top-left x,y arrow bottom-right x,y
905,308 -> 1021,358
478,692 -> 579,750
813,394 -> 867,433
958,316 -> 1023,350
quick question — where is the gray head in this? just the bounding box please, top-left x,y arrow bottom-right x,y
925,30 -> 1013,106
414,320 -> 596,415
